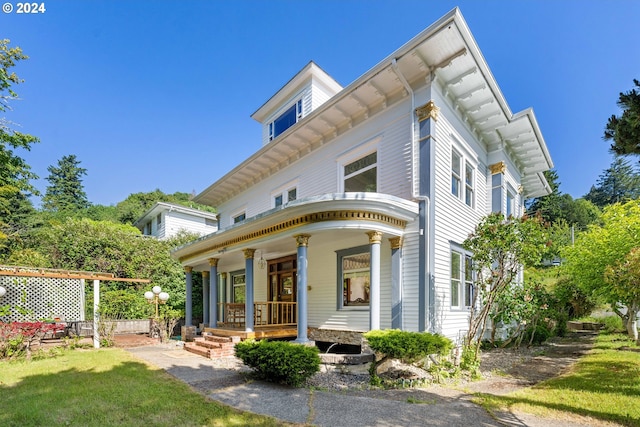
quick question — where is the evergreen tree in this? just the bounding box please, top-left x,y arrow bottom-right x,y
42,154 -> 90,213
604,79 -> 640,157
584,156 -> 640,208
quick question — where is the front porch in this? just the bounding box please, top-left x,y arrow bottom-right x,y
204,301 -> 298,340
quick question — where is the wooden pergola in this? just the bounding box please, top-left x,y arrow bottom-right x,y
0,265 -> 150,349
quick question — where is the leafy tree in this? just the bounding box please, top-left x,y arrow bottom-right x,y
604,248 -> 640,342
463,213 -> 548,358
0,40 -> 39,241
584,156 -> 640,207
527,170 -> 600,229
562,200 -> 640,341
604,79 -> 640,157
34,217 -> 199,311
42,154 -> 90,213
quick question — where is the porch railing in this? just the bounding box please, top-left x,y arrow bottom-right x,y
216,302 -> 296,328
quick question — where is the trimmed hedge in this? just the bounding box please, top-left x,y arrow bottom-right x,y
235,340 -> 320,387
363,329 -> 453,362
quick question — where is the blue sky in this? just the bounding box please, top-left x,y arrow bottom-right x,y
3,0 -> 639,206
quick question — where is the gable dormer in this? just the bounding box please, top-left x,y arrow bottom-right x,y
251,61 -> 343,146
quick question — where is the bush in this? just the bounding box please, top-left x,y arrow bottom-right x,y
235,340 -> 320,387
363,329 -> 452,363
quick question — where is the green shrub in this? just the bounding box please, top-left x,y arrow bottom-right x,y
363,329 -> 452,363
522,323 -> 553,346
235,340 -> 320,387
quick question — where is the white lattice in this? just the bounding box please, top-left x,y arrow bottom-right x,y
0,276 -> 85,322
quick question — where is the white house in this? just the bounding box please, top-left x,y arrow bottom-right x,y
134,202 -> 218,240
171,8 -> 553,347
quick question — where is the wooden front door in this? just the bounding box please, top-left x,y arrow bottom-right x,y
267,255 -> 297,324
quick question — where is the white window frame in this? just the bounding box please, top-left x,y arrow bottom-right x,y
337,245 -> 371,310
451,149 -> 462,198
506,186 -> 518,217
337,135 -> 382,193
450,246 -> 474,309
231,209 -> 246,224
465,162 -> 475,208
271,180 -> 299,208
268,99 -> 303,141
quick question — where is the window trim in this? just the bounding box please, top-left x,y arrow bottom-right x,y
230,270 -> 246,303
232,211 -> 246,224
465,162 -> 475,208
269,99 -> 303,141
451,149 -> 462,198
336,244 -> 371,311
450,244 -> 474,310
271,180 -> 299,208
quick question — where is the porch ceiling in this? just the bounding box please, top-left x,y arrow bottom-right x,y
195,8 -> 553,207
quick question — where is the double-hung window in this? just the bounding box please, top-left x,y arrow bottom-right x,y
230,271 -> 246,303
451,248 -> 474,309
337,245 -> 370,308
451,147 -> 476,209
344,152 -> 377,192
269,99 -> 303,141
506,187 -> 517,217
451,150 -> 462,198
465,162 -> 475,208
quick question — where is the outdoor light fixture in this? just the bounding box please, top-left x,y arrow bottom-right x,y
145,285 -> 169,318
0,286 -> 6,298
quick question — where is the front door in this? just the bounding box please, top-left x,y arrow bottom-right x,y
268,255 -> 297,324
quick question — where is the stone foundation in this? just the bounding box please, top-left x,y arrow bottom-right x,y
308,328 -> 366,346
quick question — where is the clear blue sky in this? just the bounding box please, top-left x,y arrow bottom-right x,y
3,0 -> 639,206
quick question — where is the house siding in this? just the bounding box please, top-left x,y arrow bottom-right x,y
219,100 -> 414,228
164,211 -> 217,239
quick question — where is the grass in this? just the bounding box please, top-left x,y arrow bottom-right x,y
474,332 -> 640,426
0,347 -> 286,427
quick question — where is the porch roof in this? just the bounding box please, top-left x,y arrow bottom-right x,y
195,7 -> 553,207
171,193 -> 418,269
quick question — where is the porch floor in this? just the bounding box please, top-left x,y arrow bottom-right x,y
204,325 -> 298,340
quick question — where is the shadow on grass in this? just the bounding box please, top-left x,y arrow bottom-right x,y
477,334 -> 640,427
0,353 -> 283,427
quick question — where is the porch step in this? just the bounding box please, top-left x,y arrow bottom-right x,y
203,334 -> 234,344
184,342 -> 211,358
185,332 -> 242,360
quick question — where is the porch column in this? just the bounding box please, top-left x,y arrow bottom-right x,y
202,270 -> 210,327
367,231 -> 382,331
390,237 -> 403,329
209,258 -> 219,328
294,234 -> 311,344
243,249 -> 255,333
185,267 -> 193,326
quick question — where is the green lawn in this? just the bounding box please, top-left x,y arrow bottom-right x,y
0,348 -> 286,427
475,332 -> 640,426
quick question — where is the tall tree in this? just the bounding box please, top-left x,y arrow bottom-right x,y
527,169 -> 600,229
604,79 -> 640,157
562,200 -> 640,341
42,154 -> 90,213
0,39 -> 39,240
584,156 -> 640,207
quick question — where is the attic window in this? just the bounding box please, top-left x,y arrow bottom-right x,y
269,100 -> 303,141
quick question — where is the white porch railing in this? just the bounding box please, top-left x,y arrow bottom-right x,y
217,302 -> 296,327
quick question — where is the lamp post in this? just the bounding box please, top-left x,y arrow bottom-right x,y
0,286 -> 6,298
145,286 -> 169,319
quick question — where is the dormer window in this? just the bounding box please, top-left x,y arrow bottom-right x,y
269,99 -> 303,141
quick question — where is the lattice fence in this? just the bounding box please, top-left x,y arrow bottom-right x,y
0,276 -> 85,323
